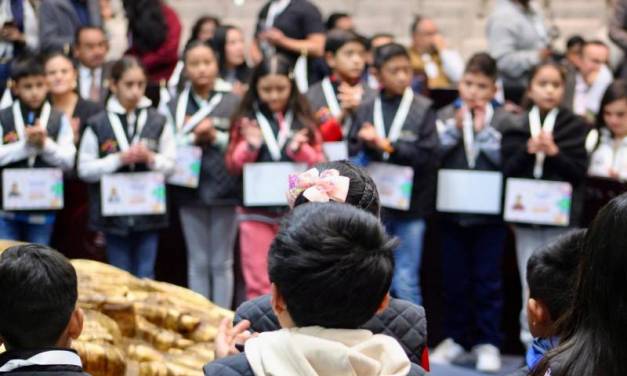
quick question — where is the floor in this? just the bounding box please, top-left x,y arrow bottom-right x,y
429,356 -> 524,376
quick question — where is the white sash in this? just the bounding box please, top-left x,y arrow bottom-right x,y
107,108 -> 148,151
373,88 -> 414,159
13,101 -> 51,167
529,106 -> 559,179
175,88 -> 224,134
255,110 -> 293,161
321,77 -> 353,134
462,103 -> 494,169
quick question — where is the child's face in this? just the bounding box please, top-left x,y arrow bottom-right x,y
45,56 -> 77,96
603,98 -> 627,138
327,41 -> 366,82
527,66 -> 565,113
376,55 -> 412,96
257,73 -> 291,113
14,75 -> 48,110
185,46 -> 219,90
458,72 -> 496,109
225,28 -> 246,68
110,67 -> 146,111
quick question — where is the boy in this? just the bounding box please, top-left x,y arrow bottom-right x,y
0,244 -> 87,375
0,56 -> 76,245
204,202 -> 425,375
307,30 -> 374,142
430,52 -> 510,372
348,43 -> 439,306
506,230 -> 585,376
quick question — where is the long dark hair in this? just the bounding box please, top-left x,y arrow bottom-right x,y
190,15 -> 221,42
595,80 -> 627,134
531,194 -> 627,376
522,61 -> 567,110
212,25 -> 250,83
232,55 -> 315,133
123,0 -> 167,52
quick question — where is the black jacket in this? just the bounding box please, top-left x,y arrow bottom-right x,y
0,348 -> 89,375
204,353 -> 426,376
348,92 -> 439,220
501,108 -> 588,227
232,294 -> 428,367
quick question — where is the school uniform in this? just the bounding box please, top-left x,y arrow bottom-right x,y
306,76 -> 376,142
78,96 -> 175,278
226,103 -> 324,299
0,100 -> 75,245
163,87 -> 240,307
501,106 -> 588,346
436,100 -> 509,349
588,128 -> 627,180
348,88 -> 439,306
0,348 -> 88,375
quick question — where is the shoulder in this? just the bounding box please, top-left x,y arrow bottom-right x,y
146,107 -> 167,123
78,99 -> 104,117
437,103 -> 456,121
411,93 -> 434,113
203,354 -> 254,376
234,294 -> 280,333
85,111 -> 110,130
297,0 -> 322,13
306,81 -> 324,98
221,92 -> 241,108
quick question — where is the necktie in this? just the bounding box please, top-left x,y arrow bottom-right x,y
89,69 -> 100,102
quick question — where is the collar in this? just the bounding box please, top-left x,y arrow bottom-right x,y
78,64 -> 101,78
106,96 -> 152,115
0,348 -> 82,373
191,89 -> 216,107
453,97 -> 502,109
18,100 -> 43,123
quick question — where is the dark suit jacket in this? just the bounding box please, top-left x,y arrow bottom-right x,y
76,61 -> 114,106
39,0 -> 102,53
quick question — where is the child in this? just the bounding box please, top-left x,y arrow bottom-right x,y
205,202 -> 425,376
588,80 -> 627,180
78,56 -> 176,279
0,56 -> 76,245
430,53 -> 508,372
306,30 -> 374,143
501,61 -> 588,348
163,40 -> 240,307
0,244 -> 86,375
348,42 -> 439,306
520,230 -> 585,374
225,55 -> 324,299
212,25 -> 251,96
530,194 -> 627,376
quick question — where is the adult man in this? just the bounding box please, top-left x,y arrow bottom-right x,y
74,26 -> 111,104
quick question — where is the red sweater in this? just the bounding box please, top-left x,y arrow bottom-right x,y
127,4 -> 182,83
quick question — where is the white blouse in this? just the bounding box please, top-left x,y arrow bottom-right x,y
588,128 -> 627,181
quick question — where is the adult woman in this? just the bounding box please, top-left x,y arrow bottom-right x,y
212,25 -> 250,96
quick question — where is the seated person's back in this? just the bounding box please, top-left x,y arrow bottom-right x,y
205,202 -> 425,376
0,244 -> 88,375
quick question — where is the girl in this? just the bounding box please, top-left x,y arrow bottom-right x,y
163,40 -> 240,307
212,25 -> 251,96
190,15 -> 221,43
588,80 -> 627,180
530,194 -> 627,376
501,62 -> 588,348
44,52 -> 102,259
78,56 -> 176,278
225,55 -> 324,299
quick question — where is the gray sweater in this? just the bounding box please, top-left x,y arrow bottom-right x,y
486,0 -> 549,87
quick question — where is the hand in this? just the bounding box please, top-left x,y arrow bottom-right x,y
1,25 -> 23,43
193,118 -> 216,145
25,124 -> 47,148
358,122 -> 378,144
214,318 -> 254,359
99,0 -> 113,21
120,150 -> 137,165
472,106 -> 487,132
260,28 -> 285,46
432,34 -> 447,52
289,129 -> 309,152
337,83 -> 364,114
231,82 -> 249,98
454,107 -> 466,130
240,118 -> 263,149
126,143 -> 154,165
71,118 -> 81,144
527,137 -> 541,154
537,132 -> 559,156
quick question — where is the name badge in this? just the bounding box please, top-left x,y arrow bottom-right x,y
167,146 -> 202,188
243,162 -> 306,207
503,178 -> 572,226
2,168 -> 64,210
437,169 -> 503,215
322,141 -> 348,162
366,162 -> 414,211
101,172 -> 166,216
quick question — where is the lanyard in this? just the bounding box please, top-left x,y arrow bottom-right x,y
13,101 -> 51,167
529,106 -> 559,178
462,103 -> 494,168
107,109 -> 148,151
175,87 -> 224,134
256,109 -> 293,161
373,88 -> 414,159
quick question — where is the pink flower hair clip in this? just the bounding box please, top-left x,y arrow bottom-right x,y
286,168 -> 350,208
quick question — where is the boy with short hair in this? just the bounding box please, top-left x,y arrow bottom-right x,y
307,30 -> 374,142
430,52 -> 509,372
205,202 -> 425,375
0,56 -> 76,245
348,43 -> 439,307
0,244 -> 87,375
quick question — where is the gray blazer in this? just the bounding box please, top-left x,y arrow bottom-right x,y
39,0 -> 102,53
